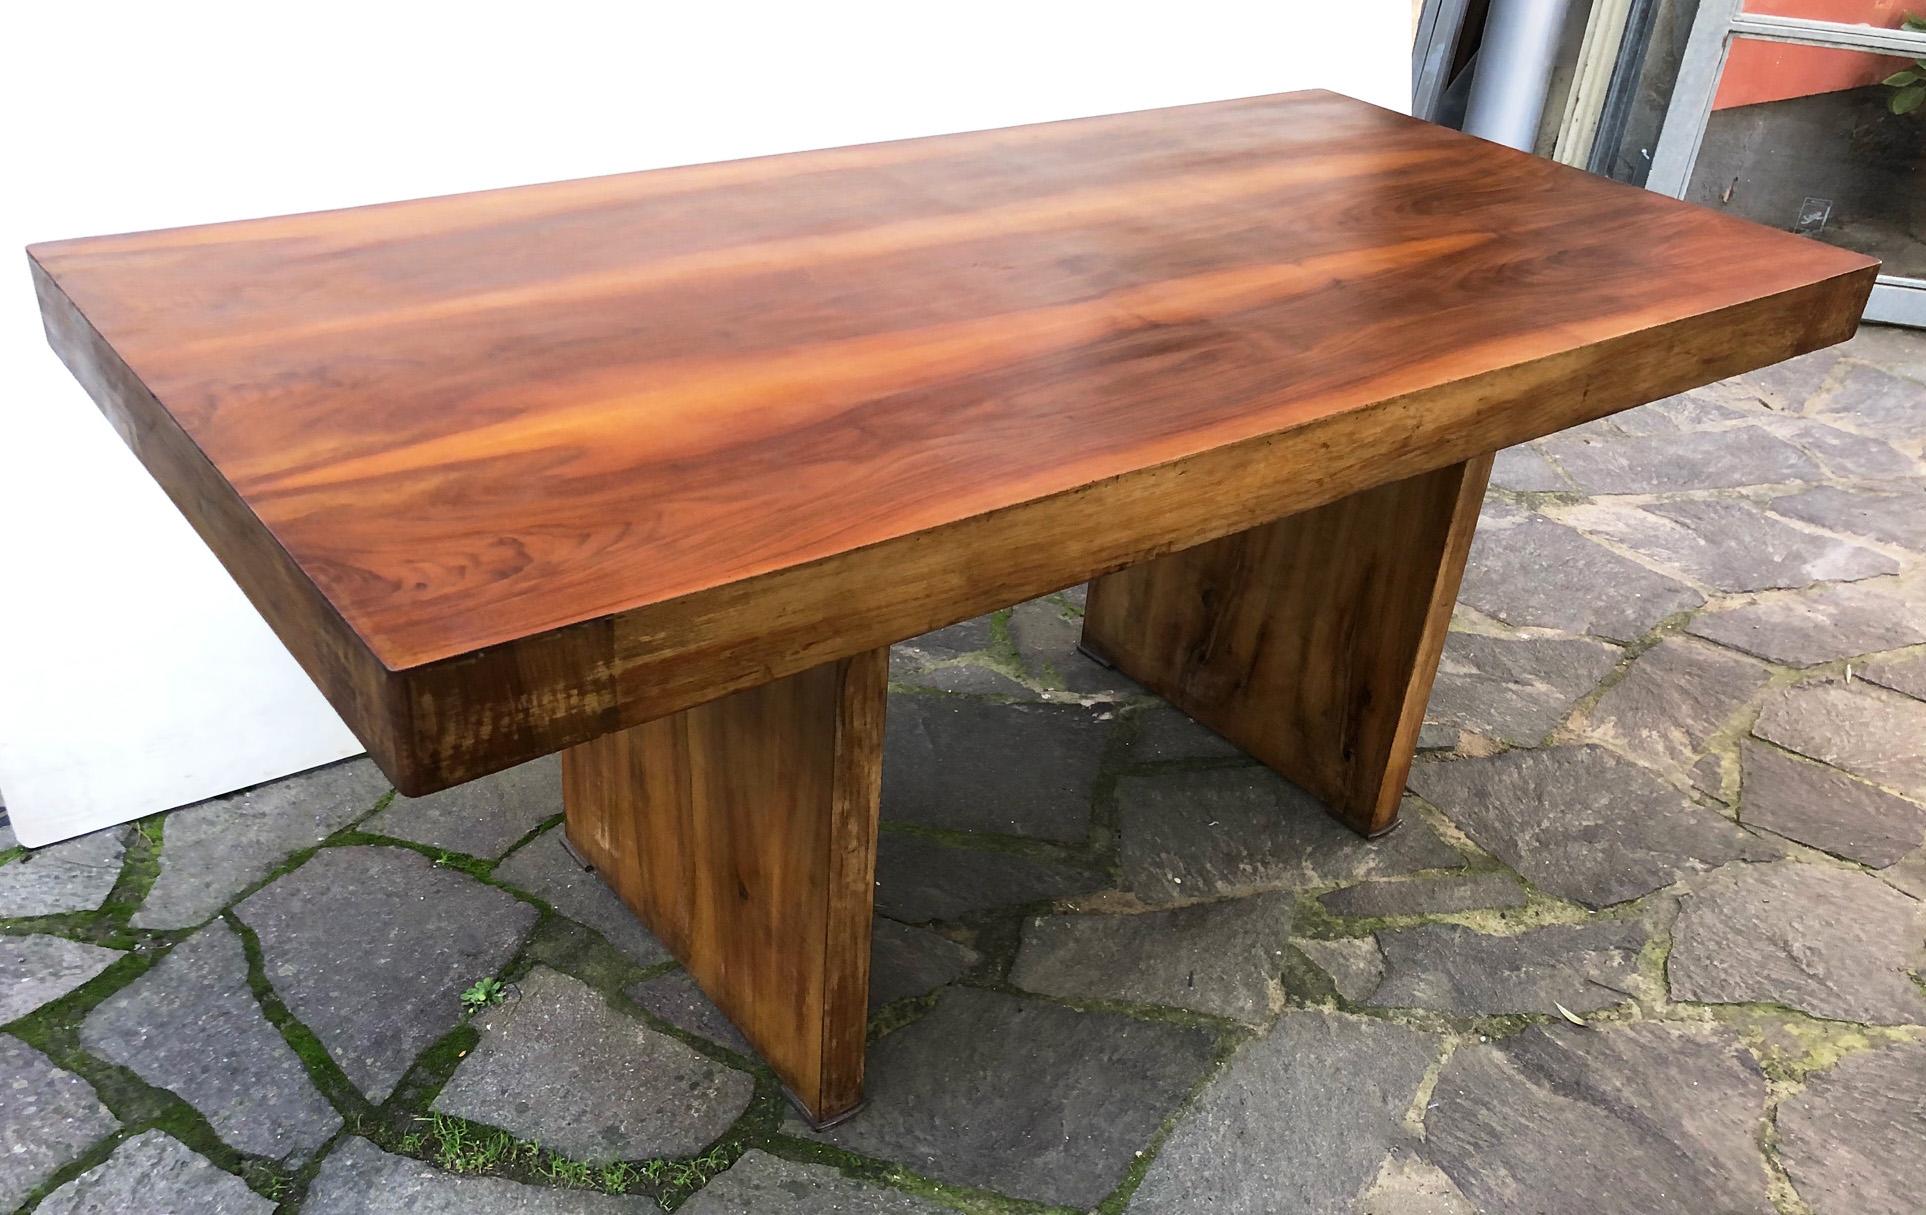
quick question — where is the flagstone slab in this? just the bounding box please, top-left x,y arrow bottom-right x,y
1733,345 -> 1843,409
1764,419 -> 1917,480
1688,577 -> 1926,666
363,756 -> 560,860
35,1131 -> 270,1215
1118,769 -> 1463,903
882,697 -> 1110,842
681,1149 -> 951,1214
1489,442 -> 1567,491
1559,497 -> 1895,592
1459,513 -> 1702,642
1356,1151 -> 1476,1215
1862,651 -> 1926,701
1740,741 -> 1926,867
1408,747 -> 1777,908
434,967 -> 751,1163
873,833 -> 1106,923
1127,1010 -> 1441,1214
1543,425 -> 1823,494
806,986 -> 1216,1208
1317,870 -> 1529,919
306,1137 -> 653,1214
1580,637 -> 1772,783
1812,362 -> 1926,445
625,971 -> 752,1056
81,921 -> 339,1161
1753,680 -> 1926,799
493,827 -> 669,966
1009,597 -> 1141,696
1367,919 -> 1644,1015
868,918 -> 977,1009
1768,481 -> 1926,551
0,827 -> 127,919
1777,1040 -> 1926,1215
0,1035 -> 118,1212
1423,632 -> 1621,747
0,935 -> 120,1025
234,846 -> 536,1101
1120,705 -> 1244,763
1294,936 -> 1386,1002
1668,862 -> 1926,1024
1010,893 -> 1292,1023
136,760 -> 389,929
1424,1023 -> 1772,1215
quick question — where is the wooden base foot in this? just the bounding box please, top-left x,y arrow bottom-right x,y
560,648 -> 888,1126
1082,454 -> 1493,836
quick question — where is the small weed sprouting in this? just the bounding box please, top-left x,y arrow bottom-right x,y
459,976 -> 508,1015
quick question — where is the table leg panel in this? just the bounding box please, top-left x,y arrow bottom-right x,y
560,646 -> 887,1125
1081,453 -> 1493,836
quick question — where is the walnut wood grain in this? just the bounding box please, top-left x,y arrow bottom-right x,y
560,648 -> 887,1123
29,90 -> 1877,792
1083,454 -> 1494,836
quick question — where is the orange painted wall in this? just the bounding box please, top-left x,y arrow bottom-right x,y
1713,0 -> 1914,109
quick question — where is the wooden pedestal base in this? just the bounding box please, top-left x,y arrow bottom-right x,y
1081,454 -> 1493,837
560,647 -> 887,1127
557,456 -> 1490,1123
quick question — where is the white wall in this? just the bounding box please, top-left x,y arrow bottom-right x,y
0,1 -> 1410,846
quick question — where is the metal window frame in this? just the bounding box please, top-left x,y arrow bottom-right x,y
1648,1 -> 1926,326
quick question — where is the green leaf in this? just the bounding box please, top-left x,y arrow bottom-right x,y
1885,69 -> 1922,86
1894,84 -> 1926,115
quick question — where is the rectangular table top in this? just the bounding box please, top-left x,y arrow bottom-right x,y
32,90 -> 1876,792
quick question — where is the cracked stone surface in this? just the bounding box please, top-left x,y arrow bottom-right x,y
234,846 -> 536,1101
1543,424 -> 1823,493
0,827 -> 127,918
1120,704 -> 1245,762
1668,862 -> 1926,1024
0,935 -> 120,1025
0,1035 -> 118,1212
363,755 -> 561,859
1010,892 -> 1292,1022
1009,597 -> 1140,696
1752,679 -> 1926,799
1458,512 -> 1703,642
136,759 -> 390,929
1579,637 -> 1772,784
1367,919 -> 1645,1015
1128,1010 -> 1440,1214
1356,1151 -> 1476,1214
493,827 -> 669,966
35,1131 -> 271,1215
1489,442 -> 1566,491
1740,741 -> 1926,866
1687,576 -> 1926,665
81,920 -> 340,1161
306,1136 -> 653,1213
1814,360 -> 1926,445
1560,497 -> 1895,592
1763,418 -> 1917,480
624,919 -> 972,1058
1769,481 -> 1926,551
681,1149 -> 953,1213
1423,631 -> 1622,747
1119,769 -> 1463,902
808,986 -> 1216,1208
1294,936 -> 1386,1002
1425,1023 -> 1772,1215
1317,870 -> 1529,919
1863,650 -> 1926,700
1776,1040 -> 1926,1215
882,696 -> 1109,841
873,833 -> 1105,923
1409,746 -> 1776,907
434,967 -> 751,1163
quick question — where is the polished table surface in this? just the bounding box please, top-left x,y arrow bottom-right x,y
31,89 -> 1877,1126
31,91 -> 1874,793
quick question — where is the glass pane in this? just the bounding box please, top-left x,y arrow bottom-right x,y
1687,37 -> 1925,278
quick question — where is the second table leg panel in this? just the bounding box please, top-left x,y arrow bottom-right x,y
1080,452 -> 1494,836
560,645 -> 888,1127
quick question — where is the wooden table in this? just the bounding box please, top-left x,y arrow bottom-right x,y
31,91 -> 1874,1126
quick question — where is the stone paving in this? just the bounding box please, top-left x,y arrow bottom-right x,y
0,324 -> 1922,1213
